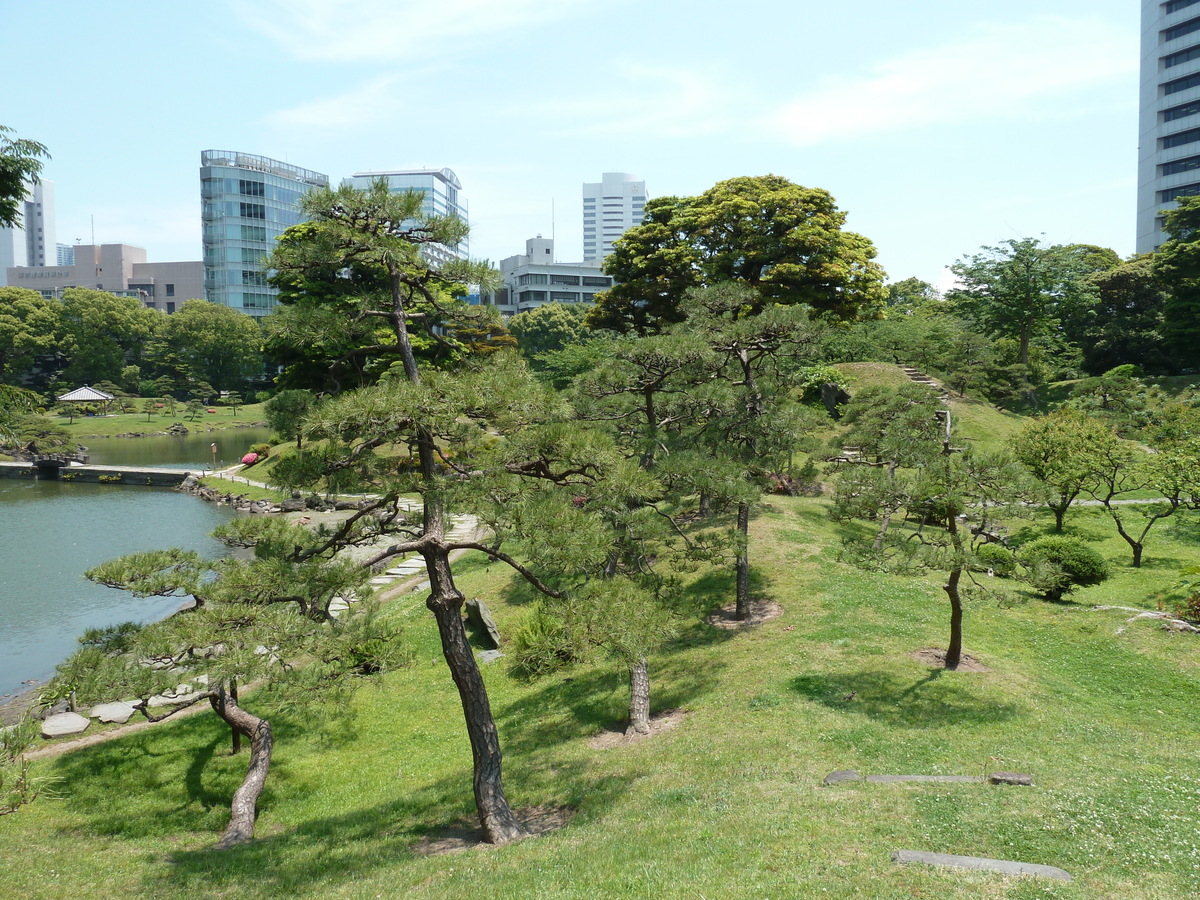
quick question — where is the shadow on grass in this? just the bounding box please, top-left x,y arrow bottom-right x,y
42,696 -> 638,900
144,762 -> 633,900
787,667 -> 1022,729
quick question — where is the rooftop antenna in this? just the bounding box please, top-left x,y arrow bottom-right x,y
551,197 -> 556,261
90,215 -> 95,246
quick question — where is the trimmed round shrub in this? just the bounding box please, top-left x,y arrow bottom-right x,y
972,543 -> 1016,578
1017,536 -> 1110,601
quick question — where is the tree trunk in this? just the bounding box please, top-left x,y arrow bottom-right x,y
229,678 -> 241,755
209,683 -> 272,849
625,657 -> 651,736
698,491 -> 712,518
1131,541 -> 1143,568
1052,503 -> 1065,533
424,547 -> 526,845
735,501 -> 751,620
943,566 -> 964,671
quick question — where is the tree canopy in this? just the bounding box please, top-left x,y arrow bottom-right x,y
0,126 -> 49,229
1154,196 -> 1200,367
146,299 -> 263,392
949,238 -> 1099,369
587,175 -> 887,333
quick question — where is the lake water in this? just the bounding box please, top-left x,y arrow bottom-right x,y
82,426 -> 272,470
0,430 -> 271,698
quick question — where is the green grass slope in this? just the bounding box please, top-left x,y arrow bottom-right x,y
2,498 -> 1199,899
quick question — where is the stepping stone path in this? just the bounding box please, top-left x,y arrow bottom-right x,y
41,712 -> 90,738
892,850 -> 1071,882
900,365 -> 951,402
90,701 -> 137,724
360,514 -> 480,592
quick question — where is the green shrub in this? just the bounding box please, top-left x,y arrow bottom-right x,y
1017,535 -> 1110,601
509,602 -> 585,678
250,443 -> 271,459
972,542 -> 1016,577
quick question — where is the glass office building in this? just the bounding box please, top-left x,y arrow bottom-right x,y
201,151 -> 328,316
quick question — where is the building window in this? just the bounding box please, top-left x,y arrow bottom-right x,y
165,283 -> 175,297
1165,45 -> 1200,68
582,276 -> 611,287
518,273 -> 548,285
239,179 -> 265,196
1162,154 -> 1200,176
519,290 -> 547,303
240,202 -> 266,219
166,302 -> 176,314
549,274 -> 580,285
1160,182 -> 1200,202
1164,16 -> 1200,42
1164,99 -> 1200,122
1167,0 -> 1200,15
1163,126 -> 1200,148
242,270 -> 267,285
241,225 -> 267,241
1164,71 -> 1200,95
550,291 -> 577,302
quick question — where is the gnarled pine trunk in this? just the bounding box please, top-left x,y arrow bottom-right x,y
735,501 -> 751,620
209,683 -> 273,849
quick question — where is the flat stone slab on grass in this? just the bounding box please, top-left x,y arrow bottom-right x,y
42,712 -> 90,737
867,775 -> 984,784
892,850 -> 1071,881
823,769 -> 863,785
90,701 -> 137,724
988,772 -> 1034,786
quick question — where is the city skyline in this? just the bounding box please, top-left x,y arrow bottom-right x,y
1,1 -> 1138,290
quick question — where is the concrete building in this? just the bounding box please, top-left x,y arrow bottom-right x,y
343,167 -> 468,264
201,150 -> 328,317
0,180 -> 55,285
1138,0 -> 1200,252
56,243 -> 74,266
6,243 -> 204,312
481,236 -> 613,316
582,172 -> 647,262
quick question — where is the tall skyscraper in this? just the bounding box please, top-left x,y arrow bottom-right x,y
0,180 -> 54,285
343,168 -> 468,264
200,150 -> 328,317
582,172 -> 647,262
1137,1 -> 1200,253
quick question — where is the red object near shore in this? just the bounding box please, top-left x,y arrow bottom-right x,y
241,452 -> 258,465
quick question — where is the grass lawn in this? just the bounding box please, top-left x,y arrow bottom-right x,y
53,402 -> 267,438
2,488 -> 1199,899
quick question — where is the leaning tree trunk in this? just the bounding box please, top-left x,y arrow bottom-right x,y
625,657 -> 651,736
424,546 -> 526,845
735,501 -> 751,620
209,683 -> 273,849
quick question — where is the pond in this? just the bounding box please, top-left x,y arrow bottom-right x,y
81,426 -> 273,470
0,440 -> 248,698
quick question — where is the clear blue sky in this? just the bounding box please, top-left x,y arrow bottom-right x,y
1,0 -> 1138,289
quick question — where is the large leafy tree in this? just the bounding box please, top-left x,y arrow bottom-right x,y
0,287 -> 62,385
1071,254 -> 1170,375
58,288 -> 162,386
146,299 -> 262,392
508,301 -> 595,358
949,238 -> 1099,369
1154,196 -> 1200,368
587,175 -> 887,333
0,126 -> 49,228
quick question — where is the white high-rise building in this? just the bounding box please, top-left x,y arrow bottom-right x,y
1137,1 -> 1200,253
582,173 -> 647,262
0,180 -> 55,285
344,168 -> 468,264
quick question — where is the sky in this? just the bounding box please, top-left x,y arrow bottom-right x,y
1,0 -> 1140,290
